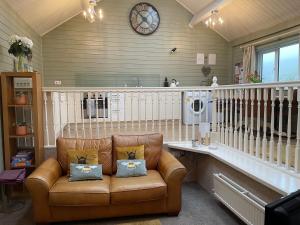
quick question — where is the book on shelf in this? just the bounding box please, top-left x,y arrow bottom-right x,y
11,150 -> 34,168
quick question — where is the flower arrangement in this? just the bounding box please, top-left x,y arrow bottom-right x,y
8,35 -> 33,72
8,35 -> 33,58
246,72 -> 261,83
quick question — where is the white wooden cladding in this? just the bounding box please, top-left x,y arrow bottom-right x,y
43,81 -> 300,174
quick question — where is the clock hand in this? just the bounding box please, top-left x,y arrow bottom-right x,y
135,20 -> 144,29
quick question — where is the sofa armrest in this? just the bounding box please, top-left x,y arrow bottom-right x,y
158,149 -> 187,215
26,158 -> 62,223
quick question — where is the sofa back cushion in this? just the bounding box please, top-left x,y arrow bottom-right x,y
57,138 -> 112,175
112,134 -> 163,173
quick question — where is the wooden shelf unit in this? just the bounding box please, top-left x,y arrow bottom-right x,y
0,72 -> 44,170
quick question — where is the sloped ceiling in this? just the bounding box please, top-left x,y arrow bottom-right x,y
5,0 -> 300,41
5,0 -> 83,36
211,0 -> 300,41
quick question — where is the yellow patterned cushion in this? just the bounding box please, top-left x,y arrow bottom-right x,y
67,149 -> 98,172
116,145 -> 144,160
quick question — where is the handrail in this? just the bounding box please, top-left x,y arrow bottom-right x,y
42,86 -> 213,92
42,80 -> 300,92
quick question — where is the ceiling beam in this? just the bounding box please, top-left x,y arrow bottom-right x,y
189,0 -> 232,28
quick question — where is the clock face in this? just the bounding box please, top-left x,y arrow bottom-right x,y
130,2 -> 160,35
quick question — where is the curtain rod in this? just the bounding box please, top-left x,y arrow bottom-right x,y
238,25 -> 300,49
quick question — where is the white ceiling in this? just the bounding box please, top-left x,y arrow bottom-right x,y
5,0 -> 83,36
5,0 -> 300,41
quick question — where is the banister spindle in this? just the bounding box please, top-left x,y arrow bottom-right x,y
179,92 -> 182,142
103,92 -> 107,137
239,89 -> 243,150
229,90 -> 234,147
211,89 -> 218,143
158,92 -> 162,134
43,92 -> 49,146
295,88 -> 300,172
221,90 -> 225,144
217,90 -> 221,142
269,89 -> 275,164
124,92 -> 127,132
145,92 -> 147,131
249,89 -> 255,155
234,90 -> 238,148
192,91 -> 195,140
117,92 -> 121,132
66,92 -> 71,137
95,92 -> 100,138
152,92 -> 154,131
262,88 -> 268,161
165,92 -> 168,139
243,89 -> 249,153
225,90 -> 229,145
59,92 -> 63,138
172,92 -> 175,141
277,88 -> 284,166
285,87 -> 293,169
88,92 -> 92,139
255,89 -> 261,158
110,92 -> 113,132
74,92 -> 78,138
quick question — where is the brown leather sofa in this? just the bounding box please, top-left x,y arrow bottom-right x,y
26,134 -> 187,224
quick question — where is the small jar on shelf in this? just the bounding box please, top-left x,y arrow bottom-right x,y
14,91 -> 28,105
15,122 -> 28,136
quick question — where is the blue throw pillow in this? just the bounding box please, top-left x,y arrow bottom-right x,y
69,163 -> 103,181
116,160 -> 147,178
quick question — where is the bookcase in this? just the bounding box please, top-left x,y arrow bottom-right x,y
0,72 -> 44,170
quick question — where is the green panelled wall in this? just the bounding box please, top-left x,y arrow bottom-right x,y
0,0 -> 43,171
42,0 -> 230,87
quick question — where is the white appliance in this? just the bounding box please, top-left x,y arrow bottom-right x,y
182,91 -> 212,125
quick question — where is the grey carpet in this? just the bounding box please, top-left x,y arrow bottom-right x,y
0,183 -> 245,225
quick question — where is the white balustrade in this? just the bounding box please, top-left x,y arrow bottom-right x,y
42,82 -> 300,174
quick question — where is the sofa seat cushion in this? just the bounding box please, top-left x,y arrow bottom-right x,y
110,170 -> 167,205
49,176 -> 110,206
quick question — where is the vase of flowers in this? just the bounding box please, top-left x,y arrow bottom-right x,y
8,35 -> 33,72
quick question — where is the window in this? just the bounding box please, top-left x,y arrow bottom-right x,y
258,38 -> 300,82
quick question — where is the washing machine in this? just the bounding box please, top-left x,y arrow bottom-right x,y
182,91 -> 212,125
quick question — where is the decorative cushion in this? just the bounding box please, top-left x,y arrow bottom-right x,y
116,160 -> 147,178
67,149 -> 98,174
112,134 -> 163,173
116,145 -> 144,160
57,138 -> 113,175
69,163 -> 103,181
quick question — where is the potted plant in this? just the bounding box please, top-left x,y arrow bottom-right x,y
14,91 -> 27,105
246,72 -> 261,83
15,122 -> 28,136
8,35 -> 33,72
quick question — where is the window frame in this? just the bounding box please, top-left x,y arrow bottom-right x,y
257,36 -> 300,82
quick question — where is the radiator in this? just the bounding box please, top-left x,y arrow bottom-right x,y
213,173 -> 266,225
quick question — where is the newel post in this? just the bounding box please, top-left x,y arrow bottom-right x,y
211,76 -> 219,143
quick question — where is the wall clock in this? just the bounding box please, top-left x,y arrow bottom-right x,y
129,2 -> 160,35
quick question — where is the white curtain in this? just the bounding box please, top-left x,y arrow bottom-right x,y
242,45 -> 256,83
